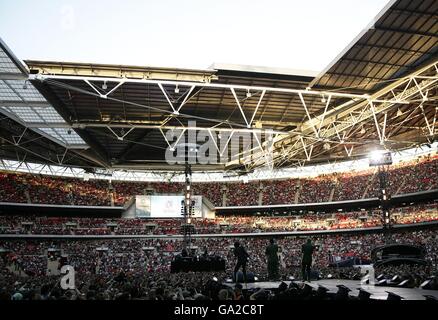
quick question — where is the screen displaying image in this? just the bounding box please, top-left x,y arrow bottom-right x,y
145,195 -> 202,218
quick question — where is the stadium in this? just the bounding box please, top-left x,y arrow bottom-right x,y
0,0 -> 437,304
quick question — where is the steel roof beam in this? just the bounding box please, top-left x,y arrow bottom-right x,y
230,60 -> 438,168
372,26 -> 438,38
30,73 -> 375,100
31,81 -> 111,168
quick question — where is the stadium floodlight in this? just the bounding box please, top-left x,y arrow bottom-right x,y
369,150 -> 383,161
369,150 -> 393,166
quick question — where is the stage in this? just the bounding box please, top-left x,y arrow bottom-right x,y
223,279 -> 438,300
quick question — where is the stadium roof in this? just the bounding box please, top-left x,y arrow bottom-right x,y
0,0 -> 437,175
310,0 -> 438,93
0,38 -> 113,170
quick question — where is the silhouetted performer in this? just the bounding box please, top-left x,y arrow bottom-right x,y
233,242 -> 249,283
301,239 -> 315,282
265,239 -> 279,280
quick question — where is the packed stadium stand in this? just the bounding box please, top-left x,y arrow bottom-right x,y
1,228 -> 438,300
0,154 -> 436,207
0,202 -> 437,235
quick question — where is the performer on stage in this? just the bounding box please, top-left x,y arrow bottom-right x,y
233,241 -> 249,283
301,238 -> 316,282
265,238 -> 279,280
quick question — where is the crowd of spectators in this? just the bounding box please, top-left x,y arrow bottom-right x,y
365,155 -> 438,199
299,175 -> 336,203
0,228 -> 437,300
262,179 -> 297,205
0,154 -> 436,207
0,202 -> 436,235
225,182 -> 260,206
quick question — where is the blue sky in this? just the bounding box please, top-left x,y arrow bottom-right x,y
0,0 -> 390,71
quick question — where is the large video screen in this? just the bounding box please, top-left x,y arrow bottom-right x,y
151,196 -> 183,217
136,195 -> 202,218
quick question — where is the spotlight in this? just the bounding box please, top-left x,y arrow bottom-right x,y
246,89 -> 251,98
175,85 -> 179,93
323,142 -> 331,150
67,129 -> 72,135
360,126 -> 366,134
321,95 -> 326,103
102,81 -> 107,90
22,81 -> 28,90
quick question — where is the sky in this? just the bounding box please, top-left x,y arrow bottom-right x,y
0,0 -> 390,72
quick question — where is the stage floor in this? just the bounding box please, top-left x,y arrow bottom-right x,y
223,279 -> 438,300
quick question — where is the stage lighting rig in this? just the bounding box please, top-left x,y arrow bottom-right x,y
369,150 -> 393,241
181,162 -> 195,251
